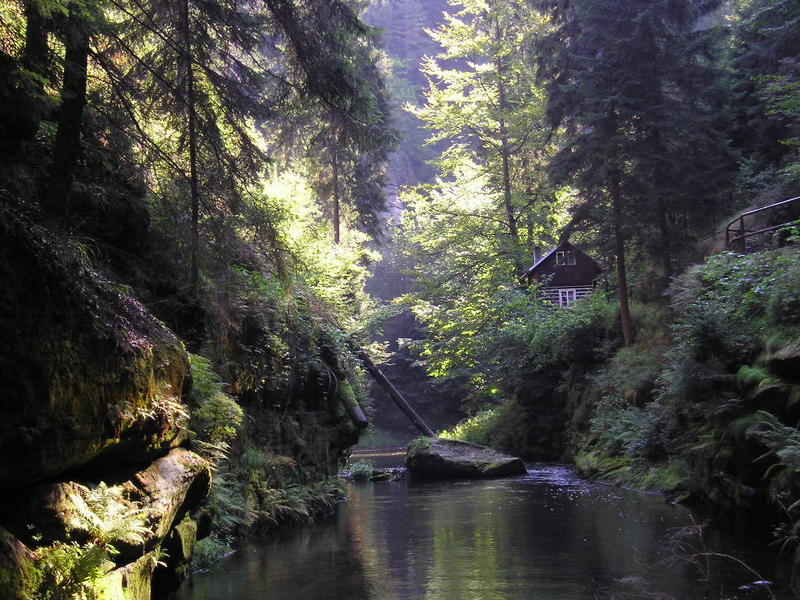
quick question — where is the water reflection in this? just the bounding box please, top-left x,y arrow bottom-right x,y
174,465 -> 790,600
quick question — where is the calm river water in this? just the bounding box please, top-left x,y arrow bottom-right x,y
174,456 -> 793,600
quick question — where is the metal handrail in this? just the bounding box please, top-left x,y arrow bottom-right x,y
725,195 -> 800,252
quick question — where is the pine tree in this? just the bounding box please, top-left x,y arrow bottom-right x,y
536,0 -> 732,344
88,0 -> 395,283
731,0 -> 800,183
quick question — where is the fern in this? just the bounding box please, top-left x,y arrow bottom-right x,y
756,411 -> 800,472
67,482 -> 150,548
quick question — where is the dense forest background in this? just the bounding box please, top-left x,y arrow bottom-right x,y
2,0 -> 800,596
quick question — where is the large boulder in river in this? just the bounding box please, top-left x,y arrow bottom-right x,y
406,437 -> 527,479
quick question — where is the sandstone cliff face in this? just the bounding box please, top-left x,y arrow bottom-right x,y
0,210 -> 210,600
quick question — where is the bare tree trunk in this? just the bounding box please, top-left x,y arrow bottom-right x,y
495,46 -> 523,278
45,3 -> 89,216
652,130 -> 672,282
657,194 -> 672,280
181,0 -> 201,295
611,173 -> 634,346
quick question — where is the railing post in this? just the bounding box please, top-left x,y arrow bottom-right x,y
739,216 -> 746,253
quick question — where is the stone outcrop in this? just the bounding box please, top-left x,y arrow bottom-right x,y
0,211 -> 210,600
765,338 -> 800,383
1,449 -> 210,600
405,437 -> 527,479
0,211 -> 190,487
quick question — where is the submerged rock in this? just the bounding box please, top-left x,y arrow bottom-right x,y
405,437 -> 527,479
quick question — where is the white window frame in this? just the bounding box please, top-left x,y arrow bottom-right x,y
556,251 -> 576,266
559,288 -> 577,307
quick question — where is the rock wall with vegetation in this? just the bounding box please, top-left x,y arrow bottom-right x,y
0,209 -> 211,600
0,203 -> 368,599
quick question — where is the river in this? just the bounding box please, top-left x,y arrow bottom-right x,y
174,452 -> 793,600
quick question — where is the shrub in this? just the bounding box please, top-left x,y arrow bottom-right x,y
669,249 -> 800,367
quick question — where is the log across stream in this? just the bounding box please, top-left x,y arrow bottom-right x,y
175,453 -> 792,600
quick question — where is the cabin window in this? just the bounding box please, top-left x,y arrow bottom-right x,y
559,288 -> 577,307
556,251 -> 576,266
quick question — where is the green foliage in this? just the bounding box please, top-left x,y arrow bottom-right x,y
731,0 -> 800,186
537,0 -> 732,277
203,472 -> 254,534
756,411 -> 800,475
668,249 -> 800,368
345,460 -> 374,481
737,365 -> 777,389
251,480 -> 344,529
64,483 -> 150,549
26,482 -> 151,600
189,353 -> 244,463
29,542 -> 108,600
589,396 -> 671,460
403,234 -> 616,409
191,534 -> 235,573
439,405 -> 514,447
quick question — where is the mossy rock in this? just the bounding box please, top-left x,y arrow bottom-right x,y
0,209 -> 190,486
0,527 -> 33,600
765,338 -> 800,383
95,551 -> 159,600
13,448 -> 210,561
151,514 -> 198,595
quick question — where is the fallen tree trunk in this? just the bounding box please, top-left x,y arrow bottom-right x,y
357,350 -> 435,437
337,380 -> 368,429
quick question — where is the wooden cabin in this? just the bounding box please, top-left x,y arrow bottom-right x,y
520,241 -> 604,307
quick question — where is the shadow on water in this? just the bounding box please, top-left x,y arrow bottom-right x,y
174,460 -> 794,600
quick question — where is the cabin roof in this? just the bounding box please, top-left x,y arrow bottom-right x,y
520,241 -> 603,284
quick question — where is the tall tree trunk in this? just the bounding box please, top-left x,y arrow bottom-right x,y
19,0 -> 49,143
611,173 -> 634,346
495,55 -> 522,278
332,148 -> 340,245
45,3 -> 89,216
181,0 -> 201,295
656,194 -> 672,280
652,131 -> 672,282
